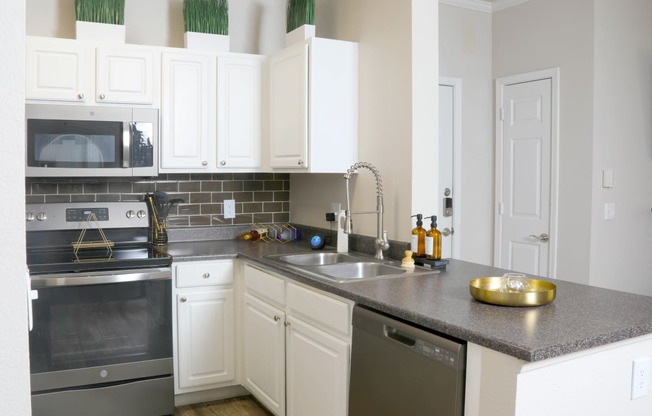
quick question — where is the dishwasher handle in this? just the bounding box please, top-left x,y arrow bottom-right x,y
384,325 -> 416,347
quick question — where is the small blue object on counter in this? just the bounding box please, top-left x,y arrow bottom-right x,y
309,234 -> 326,250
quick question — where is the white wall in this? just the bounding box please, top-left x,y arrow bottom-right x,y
439,4 -> 493,265
492,0 -> 595,284
590,1 -> 652,295
466,334 -> 652,416
1,0 -> 31,414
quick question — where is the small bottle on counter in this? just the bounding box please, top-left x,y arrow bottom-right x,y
241,227 -> 268,241
411,214 -> 426,257
425,215 -> 442,260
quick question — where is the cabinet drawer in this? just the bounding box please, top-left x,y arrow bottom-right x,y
244,265 -> 285,307
176,260 -> 233,288
286,283 -> 351,338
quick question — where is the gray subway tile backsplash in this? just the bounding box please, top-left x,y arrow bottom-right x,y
25,173 -> 290,228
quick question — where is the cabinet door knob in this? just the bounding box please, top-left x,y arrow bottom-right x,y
98,93 -> 106,100
220,160 -> 226,166
284,320 -> 290,327
273,315 -> 281,321
77,92 -> 85,99
202,161 -> 208,166
180,297 -> 187,303
202,272 -> 210,279
297,160 -> 304,166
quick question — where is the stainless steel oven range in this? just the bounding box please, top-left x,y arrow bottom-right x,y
26,202 -> 173,416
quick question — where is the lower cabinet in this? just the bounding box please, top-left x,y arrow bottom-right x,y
242,263 -> 352,416
174,260 -> 236,393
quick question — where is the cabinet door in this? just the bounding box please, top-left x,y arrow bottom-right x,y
269,42 -> 309,169
286,317 -> 349,416
216,55 -> 263,169
96,48 -> 155,104
176,288 -> 235,389
161,52 -> 213,170
243,293 -> 285,416
26,38 -> 92,102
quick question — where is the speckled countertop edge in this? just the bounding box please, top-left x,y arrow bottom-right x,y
165,239 -> 652,362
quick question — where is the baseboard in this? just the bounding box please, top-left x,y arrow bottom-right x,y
174,385 -> 249,406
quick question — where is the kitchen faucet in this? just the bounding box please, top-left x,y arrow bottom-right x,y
342,162 -> 390,259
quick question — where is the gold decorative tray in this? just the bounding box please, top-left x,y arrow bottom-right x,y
469,275 -> 556,307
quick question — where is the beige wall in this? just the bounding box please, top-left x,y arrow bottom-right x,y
291,0 -> 426,240
439,4 -> 493,265
590,0 -> 652,295
493,0 -> 595,284
1,0 -> 31,413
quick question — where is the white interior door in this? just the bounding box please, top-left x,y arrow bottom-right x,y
438,78 -> 462,259
495,70 -> 559,277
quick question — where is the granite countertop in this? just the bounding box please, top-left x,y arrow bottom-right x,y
166,239 -> 652,362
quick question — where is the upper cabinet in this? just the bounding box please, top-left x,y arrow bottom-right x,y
159,50 -> 264,173
269,38 -> 358,173
26,37 -> 158,106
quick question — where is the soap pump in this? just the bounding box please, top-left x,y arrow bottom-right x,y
425,215 -> 442,260
411,214 -> 426,257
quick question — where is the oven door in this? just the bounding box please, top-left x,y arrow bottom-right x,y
29,268 -> 172,394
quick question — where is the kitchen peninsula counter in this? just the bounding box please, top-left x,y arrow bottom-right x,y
166,239 -> 652,363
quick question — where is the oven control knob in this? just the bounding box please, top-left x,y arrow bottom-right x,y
126,210 -> 136,219
36,212 -> 47,221
100,369 -> 108,378
26,212 -> 35,222
137,210 -> 146,219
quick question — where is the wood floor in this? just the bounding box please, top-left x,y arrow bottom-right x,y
174,396 -> 273,416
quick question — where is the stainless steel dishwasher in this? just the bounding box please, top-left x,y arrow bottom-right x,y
348,305 -> 466,416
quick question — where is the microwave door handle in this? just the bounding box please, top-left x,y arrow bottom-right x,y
123,123 -> 131,168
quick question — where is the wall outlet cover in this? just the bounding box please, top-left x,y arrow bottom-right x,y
224,199 -> 236,219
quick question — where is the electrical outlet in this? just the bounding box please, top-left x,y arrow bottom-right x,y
224,199 -> 236,219
631,357 -> 650,400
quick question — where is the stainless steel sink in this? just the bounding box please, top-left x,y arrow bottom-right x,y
271,252 -> 360,266
312,262 -> 406,281
264,252 -> 433,283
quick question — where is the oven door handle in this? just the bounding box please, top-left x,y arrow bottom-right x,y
30,268 -> 171,288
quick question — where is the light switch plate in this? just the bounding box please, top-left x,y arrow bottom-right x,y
224,199 -> 236,219
604,203 -> 616,221
602,169 -> 615,188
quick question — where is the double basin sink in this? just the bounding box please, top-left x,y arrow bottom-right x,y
265,251 -> 433,283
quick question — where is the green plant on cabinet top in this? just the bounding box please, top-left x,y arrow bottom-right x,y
75,0 -> 125,25
287,0 -> 314,33
183,0 -> 229,35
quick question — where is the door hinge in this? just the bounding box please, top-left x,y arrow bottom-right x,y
499,107 -> 505,121
498,202 -> 504,215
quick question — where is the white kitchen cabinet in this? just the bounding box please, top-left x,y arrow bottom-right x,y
242,263 -> 352,416
160,51 -> 213,171
174,260 -> 236,393
96,47 -> 156,104
26,37 -> 92,102
160,51 -> 264,172
268,37 -> 358,172
285,316 -> 349,416
26,36 -> 157,105
243,292 -> 286,416
216,54 -> 264,170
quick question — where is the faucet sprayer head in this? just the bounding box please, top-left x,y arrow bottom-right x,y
344,162 -> 383,197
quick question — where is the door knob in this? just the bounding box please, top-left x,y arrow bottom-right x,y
442,228 -> 454,237
529,233 -> 549,243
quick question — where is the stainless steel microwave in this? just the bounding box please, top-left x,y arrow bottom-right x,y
26,104 -> 158,177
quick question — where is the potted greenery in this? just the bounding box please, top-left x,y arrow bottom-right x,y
75,0 -> 125,44
286,0 -> 315,46
183,0 -> 230,52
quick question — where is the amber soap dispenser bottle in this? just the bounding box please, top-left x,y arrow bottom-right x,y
425,215 -> 442,260
411,214 -> 426,257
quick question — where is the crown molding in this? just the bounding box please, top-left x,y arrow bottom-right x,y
439,0 -> 532,13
